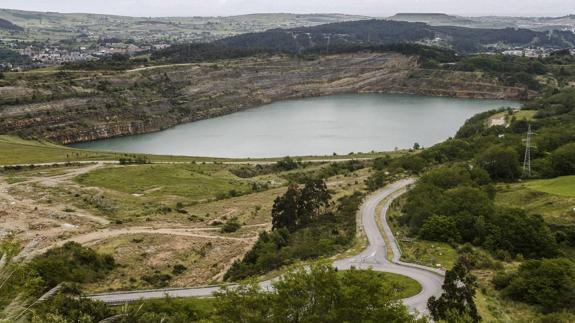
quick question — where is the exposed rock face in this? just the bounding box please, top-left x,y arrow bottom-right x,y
0,53 -> 532,144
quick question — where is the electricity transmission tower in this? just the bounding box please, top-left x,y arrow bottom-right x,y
523,124 -> 534,177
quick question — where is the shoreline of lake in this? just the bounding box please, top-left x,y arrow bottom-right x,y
71,93 -> 522,158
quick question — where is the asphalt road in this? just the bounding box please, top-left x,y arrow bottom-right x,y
333,178 -> 445,315
87,179 -> 444,315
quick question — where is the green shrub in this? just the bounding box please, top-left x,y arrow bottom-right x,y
29,242 -> 115,288
500,258 -> 575,312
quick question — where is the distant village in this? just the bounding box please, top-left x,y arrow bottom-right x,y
501,47 -> 575,58
15,42 -> 170,67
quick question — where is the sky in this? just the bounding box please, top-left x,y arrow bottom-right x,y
0,0 -> 572,17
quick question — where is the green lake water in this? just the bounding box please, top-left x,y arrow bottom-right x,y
72,94 -> 521,158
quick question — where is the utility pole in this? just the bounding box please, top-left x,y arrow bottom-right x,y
523,124 -> 534,177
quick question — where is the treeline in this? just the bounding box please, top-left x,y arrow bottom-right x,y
225,179 -> 363,281
0,48 -> 32,67
150,43 -> 266,64
32,264 -> 423,323
62,53 -> 148,70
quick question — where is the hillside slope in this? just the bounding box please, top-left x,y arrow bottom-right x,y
216,19 -> 575,53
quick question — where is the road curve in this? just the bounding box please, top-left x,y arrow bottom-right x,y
87,179 -> 444,315
333,178 -> 445,315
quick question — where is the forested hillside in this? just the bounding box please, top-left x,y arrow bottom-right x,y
213,19 -> 575,54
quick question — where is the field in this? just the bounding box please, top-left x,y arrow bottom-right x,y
496,180 -> 575,226
0,135 -> 214,165
486,109 -> 536,127
0,133 -> 383,305
74,164 -> 262,201
526,175 -> 575,197
86,233 -> 254,292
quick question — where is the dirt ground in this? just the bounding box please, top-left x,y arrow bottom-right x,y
0,162 -> 370,291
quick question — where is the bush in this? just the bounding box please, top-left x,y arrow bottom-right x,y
221,218 -> 242,233
419,215 -> 460,243
217,264 -> 419,322
550,143 -> 575,176
29,242 -> 115,288
500,258 -> 575,312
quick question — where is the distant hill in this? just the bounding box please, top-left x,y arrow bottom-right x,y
388,13 -> 475,25
0,17 -> 22,31
151,19 -> 575,64
0,8 -> 369,42
215,19 -> 575,54
387,13 -> 575,32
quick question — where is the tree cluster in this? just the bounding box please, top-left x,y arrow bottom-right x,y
225,188 -> 363,281
401,165 -> 558,258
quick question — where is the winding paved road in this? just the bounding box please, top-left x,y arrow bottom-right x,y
87,179 -> 444,315
333,178 -> 445,315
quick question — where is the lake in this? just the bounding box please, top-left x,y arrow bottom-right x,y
71,94 -> 521,158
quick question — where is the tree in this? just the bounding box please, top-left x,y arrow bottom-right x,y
217,264 -> 421,323
428,256 -> 481,323
484,207 -> 558,259
297,179 -> 330,226
419,215 -> 461,243
275,156 -> 300,171
551,143 -> 575,176
477,146 -> 521,181
271,184 -> 300,231
413,142 -> 421,150
271,180 -> 330,231
214,283 -> 272,323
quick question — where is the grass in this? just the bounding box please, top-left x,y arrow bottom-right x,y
74,164 -> 257,201
526,175 -> 575,197
335,270 -> 422,300
0,135 -> 392,166
486,109 -> 536,127
496,181 -> 575,226
86,233 -> 248,292
0,135 -> 206,165
398,239 -> 458,270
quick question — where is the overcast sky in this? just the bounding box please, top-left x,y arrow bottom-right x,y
0,0 -> 572,17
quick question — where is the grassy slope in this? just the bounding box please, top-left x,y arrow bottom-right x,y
0,135 -> 209,165
527,175 -> 575,197
0,135 -> 395,165
496,180 -> 575,226
74,164 -> 255,200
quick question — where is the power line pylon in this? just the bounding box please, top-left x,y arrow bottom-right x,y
523,124 -> 534,177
